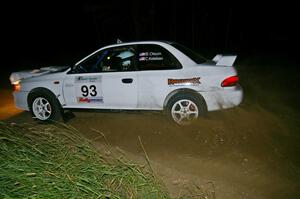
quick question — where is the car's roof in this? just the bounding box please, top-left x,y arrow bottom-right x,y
102,40 -> 173,49
75,40 -> 197,66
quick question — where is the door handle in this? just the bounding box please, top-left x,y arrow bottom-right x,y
122,78 -> 133,84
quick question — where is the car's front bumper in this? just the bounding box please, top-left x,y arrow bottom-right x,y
201,85 -> 243,111
13,91 -> 29,111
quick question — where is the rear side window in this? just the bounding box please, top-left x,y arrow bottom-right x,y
137,44 -> 182,71
171,43 -> 207,64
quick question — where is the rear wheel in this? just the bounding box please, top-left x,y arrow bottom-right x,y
166,93 -> 207,125
29,91 -> 62,121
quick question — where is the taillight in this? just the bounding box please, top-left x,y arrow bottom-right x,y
12,81 -> 21,92
221,76 -> 239,87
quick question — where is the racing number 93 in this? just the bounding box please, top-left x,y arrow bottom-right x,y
81,85 -> 97,97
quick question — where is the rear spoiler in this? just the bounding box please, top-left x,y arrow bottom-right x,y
213,54 -> 237,66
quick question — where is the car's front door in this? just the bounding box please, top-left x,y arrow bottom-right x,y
63,45 -> 138,109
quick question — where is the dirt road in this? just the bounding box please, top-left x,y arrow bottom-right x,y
2,88 -> 299,198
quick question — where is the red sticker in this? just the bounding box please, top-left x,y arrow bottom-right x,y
168,77 -> 201,85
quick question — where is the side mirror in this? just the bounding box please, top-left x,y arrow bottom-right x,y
67,64 -> 76,74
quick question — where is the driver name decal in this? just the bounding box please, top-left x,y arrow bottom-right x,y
139,51 -> 163,61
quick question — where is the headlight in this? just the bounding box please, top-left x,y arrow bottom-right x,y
12,81 -> 21,92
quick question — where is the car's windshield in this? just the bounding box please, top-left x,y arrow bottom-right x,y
170,43 -> 208,64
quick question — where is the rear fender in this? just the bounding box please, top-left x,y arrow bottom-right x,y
163,88 -> 207,109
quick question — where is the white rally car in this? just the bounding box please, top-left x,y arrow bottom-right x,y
10,41 -> 243,125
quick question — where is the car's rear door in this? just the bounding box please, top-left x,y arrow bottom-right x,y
136,44 -> 183,110
63,45 -> 138,109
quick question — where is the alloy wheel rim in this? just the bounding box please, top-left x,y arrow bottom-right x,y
32,97 -> 52,120
171,99 -> 199,125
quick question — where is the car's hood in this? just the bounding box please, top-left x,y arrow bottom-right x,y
10,66 -> 69,84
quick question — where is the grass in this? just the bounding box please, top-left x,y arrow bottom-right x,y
0,122 -> 169,199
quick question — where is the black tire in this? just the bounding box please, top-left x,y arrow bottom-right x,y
166,92 -> 207,125
28,90 -> 63,122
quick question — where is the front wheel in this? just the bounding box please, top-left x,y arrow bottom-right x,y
29,91 -> 62,121
166,93 -> 207,125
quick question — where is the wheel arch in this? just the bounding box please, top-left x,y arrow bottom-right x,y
27,87 -> 62,108
163,88 -> 207,110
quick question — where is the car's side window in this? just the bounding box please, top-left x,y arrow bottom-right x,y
73,46 -> 137,73
137,44 -> 182,71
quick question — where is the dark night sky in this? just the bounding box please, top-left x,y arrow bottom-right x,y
1,1 -> 299,71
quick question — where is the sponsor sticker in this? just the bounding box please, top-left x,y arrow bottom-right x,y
75,76 -> 102,83
168,77 -> 201,86
77,97 -> 104,103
